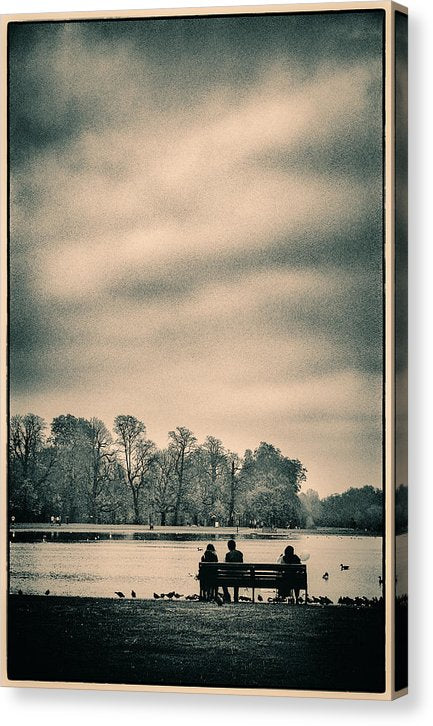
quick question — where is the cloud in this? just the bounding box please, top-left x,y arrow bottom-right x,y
9,11 -> 385,495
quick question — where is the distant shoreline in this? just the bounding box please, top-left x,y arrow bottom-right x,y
9,523 -> 384,540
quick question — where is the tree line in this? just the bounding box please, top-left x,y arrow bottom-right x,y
9,412 -> 403,533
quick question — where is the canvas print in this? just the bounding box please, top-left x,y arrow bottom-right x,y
3,2 -> 407,698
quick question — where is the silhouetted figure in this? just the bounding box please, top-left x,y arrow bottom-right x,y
45,590 -> 50,596
115,591 -> 125,598
131,590 -> 136,598
223,540 -> 243,603
277,545 -> 301,603
201,543 -> 218,601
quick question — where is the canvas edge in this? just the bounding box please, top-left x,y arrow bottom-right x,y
0,0 -> 406,701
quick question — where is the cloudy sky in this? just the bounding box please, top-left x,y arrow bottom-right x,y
9,10 -> 385,496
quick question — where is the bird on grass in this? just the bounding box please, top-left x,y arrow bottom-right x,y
115,591 -> 125,598
340,564 -> 350,571
322,572 -> 329,580
45,590 -> 50,596
319,596 -> 333,606
131,590 -> 136,598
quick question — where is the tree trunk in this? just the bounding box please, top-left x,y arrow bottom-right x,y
173,451 -> 185,525
131,488 -> 141,524
228,460 -> 236,527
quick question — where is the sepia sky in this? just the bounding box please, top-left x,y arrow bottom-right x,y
9,11 -> 385,496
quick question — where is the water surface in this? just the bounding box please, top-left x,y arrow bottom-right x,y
10,534 -> 386,601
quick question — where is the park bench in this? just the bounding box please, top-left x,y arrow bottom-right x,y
198,562 -> 308,603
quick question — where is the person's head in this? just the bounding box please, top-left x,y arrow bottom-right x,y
206,543 -> 215,552
227,539 -> 236,551
284,545 -> 295,559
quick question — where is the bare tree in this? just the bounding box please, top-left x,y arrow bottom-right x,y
151,448 -> 177,525
191,436 -> 229,524
9,414 -> 56,519
114,415 -> 155,524
85,418 -> 120,522
168,426 -> 197,525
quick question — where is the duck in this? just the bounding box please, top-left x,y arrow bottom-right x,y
257,594 -> 263,602
115,591 -> 125,598
45,589 -> 50,595
322,572 -> 329,580
153,593 -> 160,599
131,590 -> 136,598
340,564 -> 350,571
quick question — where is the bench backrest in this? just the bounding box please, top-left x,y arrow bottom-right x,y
199,562 -> 307,589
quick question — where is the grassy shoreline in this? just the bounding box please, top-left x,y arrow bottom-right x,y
7,595 -> 385,693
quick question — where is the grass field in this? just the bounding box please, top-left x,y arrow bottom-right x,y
7,596 -> 385,693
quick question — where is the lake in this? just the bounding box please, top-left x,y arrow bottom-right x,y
9,533 -> 395,602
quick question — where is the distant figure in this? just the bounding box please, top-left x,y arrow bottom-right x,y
201,543 -> 218,601
11,515 -> 16,527
223,539 -> 243,603
131,590 -> 136,598
56,516 -> 61,526
50,515 -> 55,526
277,545 -> 301,603
115,591 -> 125,598
340,563 -> 350,571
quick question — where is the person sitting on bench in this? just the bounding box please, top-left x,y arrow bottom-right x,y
277,545 -> 301,603
201,544 -> 218,600
222,539 -> 243,603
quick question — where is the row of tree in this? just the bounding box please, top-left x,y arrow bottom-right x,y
9,413 -> 404,533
